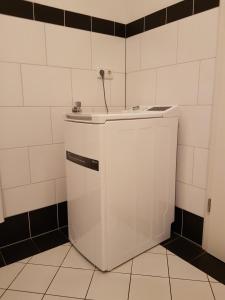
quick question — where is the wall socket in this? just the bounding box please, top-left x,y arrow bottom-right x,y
97,68 -> 113,80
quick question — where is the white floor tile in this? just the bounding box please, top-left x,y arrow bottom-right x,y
147,245 -> 167,255
211,282 -> 225,300
171,278 -> 214,300
10,264 -> 57,293
1,290 -> 43,300
168,255 -> 208,281
129,275 -> 171,300
132,253 -> 168,277
0,289 -> 5,296
43,296 -> 81,300
62,247 -> 95,270
111,260 -> 132,274
29,245 -> 70,267
0,263 -> 24,289
87,271 -> 130,300
47,267 -> 93,298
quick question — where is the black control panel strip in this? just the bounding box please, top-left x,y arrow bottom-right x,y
66,151 -> 99,171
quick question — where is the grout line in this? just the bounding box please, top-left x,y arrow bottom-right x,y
63,10 -> 65,27
181,209 -> 184,236
166,252 -> 173,300
84,270 -> 95,299
28,211 -> 32,238
43,24 -> 48,65
207,276 -> 216,300
19,64 -> 25,106
32,2 -> 35,20
126,259 -> 133,300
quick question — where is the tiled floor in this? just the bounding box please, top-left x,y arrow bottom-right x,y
0,243 -> 224,300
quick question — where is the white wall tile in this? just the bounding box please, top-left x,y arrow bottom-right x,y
0,15 -> 46,64
3,181 -> 56,217
126,35 -> 141,73
177,8 -> 218,63
156,62 -> 199,105
110,73 -> 125,107
0,148 -> 30,189
0,62 -> 23,106
22,65 -> 72,107
46,24 -> 91,69
51,107 -> 71,143
198,58 -> 216,105
72,69 -> 110,107
193,148 -> 208,189
92,33 -> 125,72
176,181 -> 206,217
176,145 -> 194,185
126,70 -> 156,107
55,178 -> 67,203
178,106 -> 212,148
0,108 -> 52,149
29,144 -> 65,183
141,22 -> 178,69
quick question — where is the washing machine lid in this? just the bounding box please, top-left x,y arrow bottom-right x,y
65,105 -> 178,124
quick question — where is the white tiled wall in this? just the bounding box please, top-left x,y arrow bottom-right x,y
0,14 -> 125,217
126,8 -> 219,217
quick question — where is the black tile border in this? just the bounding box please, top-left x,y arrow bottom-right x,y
162,235 -> 225,285
0,0 -> 219,39
171,206 -> 204,246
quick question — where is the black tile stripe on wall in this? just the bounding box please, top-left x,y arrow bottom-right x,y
194,0 -> 220,14
126,18 -> 144,38
144,9 -> 166,31
0,202 -> 68,267
92,17 -> 114,36
166,0 -> 193,24
34,3 -> 64,26
0,0 -> 33,20
65,11 -> 91,31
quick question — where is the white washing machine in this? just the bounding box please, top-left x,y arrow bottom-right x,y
64,105 -> 178,271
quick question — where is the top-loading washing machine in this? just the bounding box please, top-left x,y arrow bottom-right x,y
64,105 -> 178,271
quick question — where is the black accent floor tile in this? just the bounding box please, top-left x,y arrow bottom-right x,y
161,232 -> 180,246
0,213 -> 30,248
34,3 -> 64,26
144,9 -> 166,31
29,204 -> 58,237
1,239 -> 39,265
167,0 -> 193,23
126,18 -> 144,38
171,207 -> 183,235
65,11 -> 91,31
182,210 -> 204,245
115,23 -> 126,38
0,0 -> 33,20
163,236 -> 204,261
33,230 -> 68,252
0,252 -> 5,267
92,17 -> 114,35
60,226 -> 69,238
194,0 -> 220,14
58,202 -> 68,228
192,253 -> 225,284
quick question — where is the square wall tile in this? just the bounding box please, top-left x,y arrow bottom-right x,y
72,69 -> 110,107
141,22 -> 178,69
46,24 -> 91,69
10,264 -> 57,294
126,35 -> 141,73
0,263 -> 24,289
29,204 -> 58,236
55,178 -> 67,204
3,181 -> 56,217
0,148 -> 30,188
176,181 -> 206,217
198,58 -> 216,105
126,70 -> 156,107
156,62 -> 199,105
176,145 -> 194,184
22,65 -> 72,107
0,62 -> 23,106
177,8 -> 218,62
129,275 -> 171,300
29,144 -> 65,183
0,14 -> 46,64
51,107 -> 71,143
0,107 -> 52,149
193,148 -> 208,188
110,73 -> 125,107
87,271 -> 130,300
0,213 -> 29,247
47,267 -> 93,298
92,33 -> 125,72
178,106 -> 211,148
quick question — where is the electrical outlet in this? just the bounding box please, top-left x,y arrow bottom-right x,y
97,68 -> 113,80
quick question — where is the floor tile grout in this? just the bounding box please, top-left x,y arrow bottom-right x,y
126,259 -> 133,300
166,252 -> 173,300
